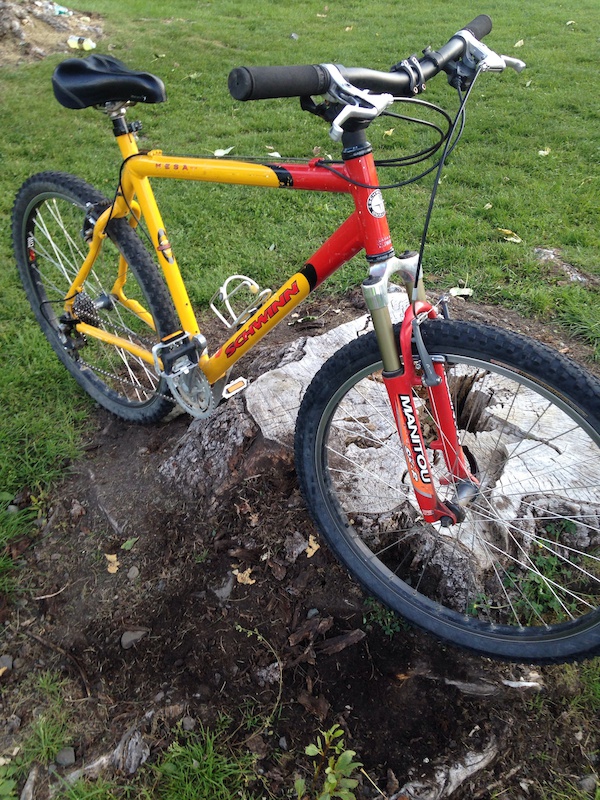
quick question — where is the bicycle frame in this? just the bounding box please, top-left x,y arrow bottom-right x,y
70,124 -> 476,524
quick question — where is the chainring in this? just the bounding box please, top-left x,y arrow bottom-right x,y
165,364 -> 220,419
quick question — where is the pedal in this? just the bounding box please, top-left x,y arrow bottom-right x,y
152,331 -> 206,376
210,274 -> 272,329
222,376 -> 248,399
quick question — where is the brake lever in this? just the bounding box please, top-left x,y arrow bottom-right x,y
457,29 -> 526,73
501,55 -> 527,73
321,63 -> 394,141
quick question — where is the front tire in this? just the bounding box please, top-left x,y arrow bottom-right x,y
295,318 -> 600,662
13,172 -> 178,423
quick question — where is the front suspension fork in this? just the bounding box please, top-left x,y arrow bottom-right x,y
362,254 -> 478,526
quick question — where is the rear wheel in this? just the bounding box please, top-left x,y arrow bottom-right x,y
295,318 -> 600,662
13,171 -> 178,423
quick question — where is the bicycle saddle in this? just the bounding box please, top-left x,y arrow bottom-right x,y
52,55 -> 166,109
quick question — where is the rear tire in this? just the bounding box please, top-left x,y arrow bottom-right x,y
295,318 -> 600,662
13,172 -> 178,423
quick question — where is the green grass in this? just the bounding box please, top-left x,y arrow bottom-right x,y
53,723 -> 258,800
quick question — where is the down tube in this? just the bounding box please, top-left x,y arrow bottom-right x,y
201,214 -> 364,383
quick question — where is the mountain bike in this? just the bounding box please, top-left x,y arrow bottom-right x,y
12,15 -> 600,663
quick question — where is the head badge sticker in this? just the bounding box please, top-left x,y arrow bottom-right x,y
367,189 -> 386,218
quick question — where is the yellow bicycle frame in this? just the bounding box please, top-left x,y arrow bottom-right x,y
67,127 -> 371,385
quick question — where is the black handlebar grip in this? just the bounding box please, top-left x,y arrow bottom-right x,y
462,14 -> 493,39
228,64 -> 330,101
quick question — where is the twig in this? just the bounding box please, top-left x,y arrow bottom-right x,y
360,768 -> 386,797
22,629 -> 92,698
32,583 -> 70,601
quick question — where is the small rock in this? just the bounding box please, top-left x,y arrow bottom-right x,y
7,504 -> 19,514
279,736 -> 288,750
6,715 -> 21,734
153,691 -> 165,703
284,532 -> 307,563
182,716 -> 196,731
0,655 -> 14,671
127,566 -> 140,581
306,607 -> 319,619
56,746 -> 76,767
13,658 -> 25,670
578,775 -> 597,794
120,630 -> 147,650
290,32 -> 299,40
212,572 -> 235,603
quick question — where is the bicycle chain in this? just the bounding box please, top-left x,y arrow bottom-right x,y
76,355 -> 174,402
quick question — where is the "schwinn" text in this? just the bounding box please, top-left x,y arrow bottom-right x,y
225,281 -> 300,357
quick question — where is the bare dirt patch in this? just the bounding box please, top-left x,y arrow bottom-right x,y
0,1 -> 102,66
1,292 -> 598,798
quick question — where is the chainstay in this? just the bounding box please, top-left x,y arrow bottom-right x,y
71,317 -> 174,402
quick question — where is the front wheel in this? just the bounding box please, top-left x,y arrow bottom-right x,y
12,172 -> 178,423
295,319 -> 600,662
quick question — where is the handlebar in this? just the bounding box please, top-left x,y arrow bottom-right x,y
228,15 -> 493,102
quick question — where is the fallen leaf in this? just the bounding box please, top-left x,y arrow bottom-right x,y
306,534 -> 320,557
213,146 -> 234,157
70,499 -> 86,520
345,25 -> 353,32
105,553 -> 119,574
121,537 -> 139,551
483,202 -> 493,210
514,39 -> 524,48
234,567 -> 256,585
298,690 -> 330,720
449,287 -> 474,297
267,559 -> 287,581
566,20 -> 576,26
498,228 -> 522,243
246,733 -> 269,757
0,667 -> 7,678
538,148 -> 551,156
384,128 -> 395,136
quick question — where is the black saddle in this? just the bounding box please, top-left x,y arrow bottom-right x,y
52,55 -> 166,110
